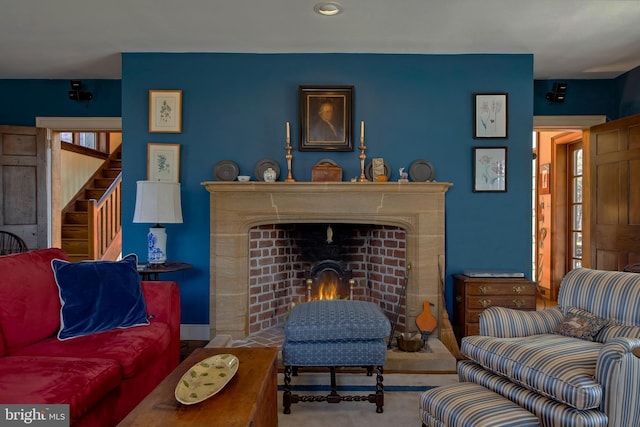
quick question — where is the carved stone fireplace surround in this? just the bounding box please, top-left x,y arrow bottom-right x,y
201,182 -> 452,341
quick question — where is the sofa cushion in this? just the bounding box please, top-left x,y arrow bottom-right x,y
52,254 -> 149,340
553,307 -> 608,341
461,334 -> 603,410
0,248 -> 69,354
0,355 -> 120,423
12,322 -> 171,378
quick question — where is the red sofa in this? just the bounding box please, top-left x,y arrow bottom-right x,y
0,248 -> 181,426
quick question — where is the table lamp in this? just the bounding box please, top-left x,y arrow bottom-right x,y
133,181 -> 183,264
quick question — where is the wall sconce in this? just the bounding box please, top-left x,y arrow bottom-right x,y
545,82 -> 567,103
68,80 -> 93,102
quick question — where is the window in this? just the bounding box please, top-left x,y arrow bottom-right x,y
568,143 -> 583,269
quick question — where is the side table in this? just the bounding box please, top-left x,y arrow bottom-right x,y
137,262 -> 192,281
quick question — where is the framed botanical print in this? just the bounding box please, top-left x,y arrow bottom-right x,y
149,90 -> 182,133
299,85 -> 353,151
473,146 -> 507,192
147,143 -> 180,182
474,93 -> 508,138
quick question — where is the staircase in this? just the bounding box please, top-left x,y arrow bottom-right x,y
61,146 -> 122,262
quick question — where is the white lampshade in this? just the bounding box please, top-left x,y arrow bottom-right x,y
133,181 -> 183,225
133,181 -> 183,264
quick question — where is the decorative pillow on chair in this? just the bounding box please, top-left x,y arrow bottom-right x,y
552,306 -> 608,341
52,254 -> 149,340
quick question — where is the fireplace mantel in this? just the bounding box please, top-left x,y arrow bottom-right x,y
201,181 -> 452,340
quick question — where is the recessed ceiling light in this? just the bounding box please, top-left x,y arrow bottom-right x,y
314,2 -> 343,16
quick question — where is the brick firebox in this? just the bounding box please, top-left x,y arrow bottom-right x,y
202,181 -> 452,341
248,224 -> 407,335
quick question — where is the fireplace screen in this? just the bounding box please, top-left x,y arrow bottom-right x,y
305,260 -> 354,301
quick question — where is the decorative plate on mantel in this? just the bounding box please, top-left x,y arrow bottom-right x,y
174,354 -> 239,405
409,159 -> 435,182
214,160 -> 239,181
254,159 -> 281,181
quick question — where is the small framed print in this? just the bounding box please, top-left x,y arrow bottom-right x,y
474,93 -> 508,138
473,147 -> 507,192
147,143 -> 180,182
539,163 -> 551,195
149,90 -> 182,133
299,85 -> 353,151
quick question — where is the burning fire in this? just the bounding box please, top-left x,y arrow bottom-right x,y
313,272 -> 343,300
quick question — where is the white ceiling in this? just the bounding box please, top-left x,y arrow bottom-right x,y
2,0 -> 640,80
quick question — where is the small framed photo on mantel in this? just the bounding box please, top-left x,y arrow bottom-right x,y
149,90 -> 182,133
474,93 -> 508,139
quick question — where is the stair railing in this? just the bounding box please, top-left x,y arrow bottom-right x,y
87,174 -> 122,260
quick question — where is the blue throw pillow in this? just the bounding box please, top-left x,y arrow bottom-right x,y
52,253 -> 149,340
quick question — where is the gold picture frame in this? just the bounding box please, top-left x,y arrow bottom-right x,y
149,90 -> 182,133
147,143 -> 180,182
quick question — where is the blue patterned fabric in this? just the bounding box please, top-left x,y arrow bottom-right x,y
420,382 -> 540,427
284,300 -> 390,342
558,268 -> 640,327
458,361 -> 607,427
479,306 -> 564,337
462,334 -> 603,409
282,300 -> 390,367
282,339 -> 387,366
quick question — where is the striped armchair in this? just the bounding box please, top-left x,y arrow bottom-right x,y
459,268 -> 640,427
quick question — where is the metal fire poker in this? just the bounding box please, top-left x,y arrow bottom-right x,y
388,263 -> 411,348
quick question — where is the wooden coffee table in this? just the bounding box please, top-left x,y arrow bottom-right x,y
118,347 -> 278,427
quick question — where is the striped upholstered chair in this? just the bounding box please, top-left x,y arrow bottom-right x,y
459,268 -> 640,427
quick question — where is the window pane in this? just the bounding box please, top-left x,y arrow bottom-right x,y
573,232 -> 582,258
573,205 -> 582,230
574,149 -> 583,175
572,259 -> 582,269
78,132 -> 96,149
60,132 -> 73,143
573,177 -> 582,203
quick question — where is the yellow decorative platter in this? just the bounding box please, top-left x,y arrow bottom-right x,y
174,354 -> 239,405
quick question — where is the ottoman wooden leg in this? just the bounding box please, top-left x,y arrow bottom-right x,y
283,365 -> 292,414
374,365 -> 384,413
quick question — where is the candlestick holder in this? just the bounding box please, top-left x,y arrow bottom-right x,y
284,137 -> 296,182
358,136 -> 367,182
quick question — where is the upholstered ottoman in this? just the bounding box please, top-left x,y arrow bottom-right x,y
282,300 -> 390,414
420,382 -> 540,426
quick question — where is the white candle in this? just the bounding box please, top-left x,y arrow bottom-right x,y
286,122 -> 290,139
360,121 -> 364,139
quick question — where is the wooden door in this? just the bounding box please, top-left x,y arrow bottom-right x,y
589,114 -> 640,270
0,125 -> 48,249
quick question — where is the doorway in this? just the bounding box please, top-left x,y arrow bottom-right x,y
532,115 -> 605,301
35,117 -> 122,248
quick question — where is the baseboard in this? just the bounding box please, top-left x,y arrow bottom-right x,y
180,324 -> 210,341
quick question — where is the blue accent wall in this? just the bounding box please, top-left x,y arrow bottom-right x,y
0,80 -> 121,125
2,56 -> 639,329
120,53 -> 534,324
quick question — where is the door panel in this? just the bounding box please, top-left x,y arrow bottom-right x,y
0,125 -> 47,249
589,114 -> 640,270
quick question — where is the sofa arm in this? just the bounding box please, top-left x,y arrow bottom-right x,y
479,306 -> 564,337
596,337 -> 640,427
141,281 -> 181,366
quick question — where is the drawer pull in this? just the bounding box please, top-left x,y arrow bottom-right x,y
512,299 -> 525,308
479,299 -> 492,308
479,286 -> 490,294
512,286 -> 524,294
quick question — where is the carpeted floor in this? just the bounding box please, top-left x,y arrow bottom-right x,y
276,372 -> 458,426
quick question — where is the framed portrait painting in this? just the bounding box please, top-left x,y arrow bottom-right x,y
299,85 -> 353,151
149,90 -> 182,133
474,93 -> 508,138
147,143 -> 180,182
473,146 -> 507,192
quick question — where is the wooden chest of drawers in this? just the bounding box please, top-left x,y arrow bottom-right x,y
453,274 -> 537,343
